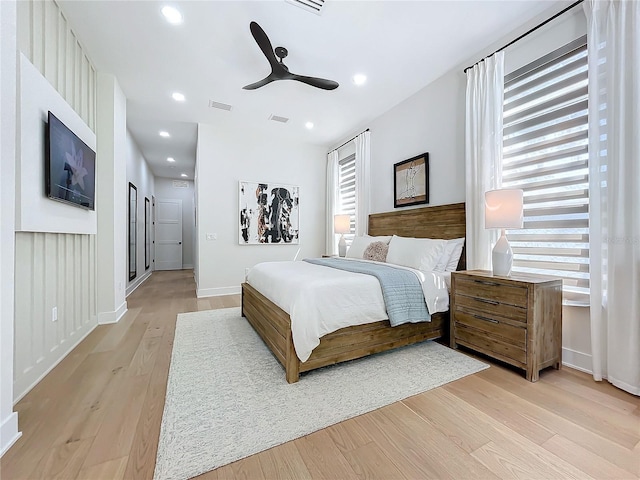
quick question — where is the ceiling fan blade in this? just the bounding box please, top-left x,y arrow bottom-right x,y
249,22 -> 279,70
242,75 -> 276,90
291,75 -> 339,91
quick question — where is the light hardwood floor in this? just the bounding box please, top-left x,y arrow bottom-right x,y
2,270 -> 639,479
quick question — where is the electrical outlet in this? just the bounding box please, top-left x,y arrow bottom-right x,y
52,306 -> 57,322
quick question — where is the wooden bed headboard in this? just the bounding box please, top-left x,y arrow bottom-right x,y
368,202 -> 466,270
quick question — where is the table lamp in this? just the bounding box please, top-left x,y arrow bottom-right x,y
485,189 -> 523,276
334,214 -> 351,257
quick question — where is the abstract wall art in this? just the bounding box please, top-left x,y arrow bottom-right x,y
239,181 -> 300,245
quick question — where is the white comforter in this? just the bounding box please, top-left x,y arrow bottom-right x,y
246,258 -> 450,362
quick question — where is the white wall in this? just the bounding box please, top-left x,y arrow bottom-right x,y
11,0 -> 101,413
126,131 -> 155,294
195,123 -> 326,297
96,73 -> 127,324
13,233 -> 97,402
0,0 -> 20,458
155,178 -> 195,269
367,70 -> 466,214
17,0 -> 96,130
339,6 -> 591,371
16,54 -> 97,234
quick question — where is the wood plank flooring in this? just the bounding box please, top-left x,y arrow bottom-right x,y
1,269 -> 638,479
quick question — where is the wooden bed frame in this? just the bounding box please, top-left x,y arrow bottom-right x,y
241,202 -> 466,383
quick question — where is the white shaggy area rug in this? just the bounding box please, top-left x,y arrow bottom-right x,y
154,307 -> 488,480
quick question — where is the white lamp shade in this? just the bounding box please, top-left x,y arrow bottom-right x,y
485,189 -> 524,229
334,214 -> 351,234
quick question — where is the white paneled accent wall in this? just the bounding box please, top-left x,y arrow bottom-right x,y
13,0 -> 99,403
14,232 -> 97,402
17,0 -> 96,130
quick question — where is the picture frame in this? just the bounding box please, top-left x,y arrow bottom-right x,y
393,152 -> 429,208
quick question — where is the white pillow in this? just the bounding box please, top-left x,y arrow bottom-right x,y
434,237 -> 466,272
445,237 -> 465,272
386,235 -> 446,272
346,235 -> 392,258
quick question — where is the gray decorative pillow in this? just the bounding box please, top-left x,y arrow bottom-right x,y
363,241 -> 389,262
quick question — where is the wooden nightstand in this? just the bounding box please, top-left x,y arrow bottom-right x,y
450,270 -> 562,382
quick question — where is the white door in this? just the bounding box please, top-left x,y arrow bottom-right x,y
155,198 -> 182,270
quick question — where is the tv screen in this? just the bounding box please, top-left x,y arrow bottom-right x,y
45,111 -> 96,210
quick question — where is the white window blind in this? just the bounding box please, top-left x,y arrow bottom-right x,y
502,36 -> 589,302
338,153 -> 356,243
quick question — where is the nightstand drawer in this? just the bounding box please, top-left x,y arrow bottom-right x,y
455,276 -> 528,307
454,294 -> 527,324
453,310 -> 526,346
455,325 -> 527,365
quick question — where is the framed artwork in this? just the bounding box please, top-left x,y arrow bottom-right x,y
239,181 -> 300,245
394,152 -> 429,208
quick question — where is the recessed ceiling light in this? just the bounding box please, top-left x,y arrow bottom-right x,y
172,92 -> 185,102
161,6 -> 183,25
352,74 -> 367,86
159,131 -> 170,138
305,122 -> 314,130
181,173 -> 188,178
167,157 -> 175,163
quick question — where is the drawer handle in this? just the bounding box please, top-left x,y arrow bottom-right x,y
472,314 -> 499,324
475,280 -> 501,287
477,298 -> 499,306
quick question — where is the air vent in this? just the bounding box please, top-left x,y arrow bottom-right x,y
172,180 -> 189,188
269,114 -> 289,123
285,0 -> 326,15
208,100 -> 233,111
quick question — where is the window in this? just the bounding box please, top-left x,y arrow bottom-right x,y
338,153 -> 356,244
502,36 -> 589,302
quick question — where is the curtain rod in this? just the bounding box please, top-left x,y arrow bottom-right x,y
463,0 -> 584,74
329,128 -> 370,153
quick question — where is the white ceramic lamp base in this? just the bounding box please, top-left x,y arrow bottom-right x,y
338,234 -> 347,257
492,231 -> 513,276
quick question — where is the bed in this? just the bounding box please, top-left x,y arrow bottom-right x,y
241,202 -> 466,383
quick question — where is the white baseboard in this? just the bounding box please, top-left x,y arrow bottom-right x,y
126,270 -> 152,297
0,412 -> 21,458
183,263 -> 193,269
196,286 -> 241,298
13,322 -> 97,403
562,347 -> 592,374
97,301 -> 128,325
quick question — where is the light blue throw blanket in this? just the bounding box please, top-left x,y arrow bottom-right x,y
303,258 -> 431,326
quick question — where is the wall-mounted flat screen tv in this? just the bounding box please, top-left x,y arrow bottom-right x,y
45,111 -> 96,210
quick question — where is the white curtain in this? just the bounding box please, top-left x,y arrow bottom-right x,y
325,150 -> 339,255
464,52 -> 504,270
585,0 -> 640,395
354,130 -> 371,236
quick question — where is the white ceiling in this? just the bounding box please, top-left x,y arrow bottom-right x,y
58,0 -> 565,180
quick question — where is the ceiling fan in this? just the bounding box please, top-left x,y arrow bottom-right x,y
243,21 -> 339,91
